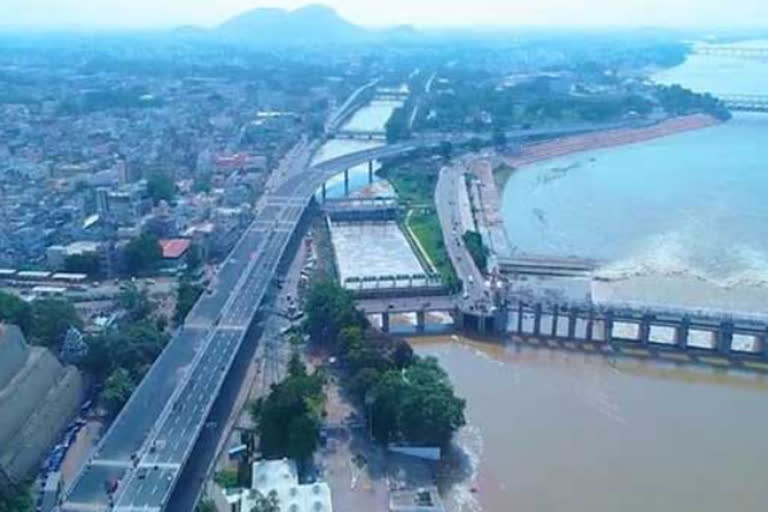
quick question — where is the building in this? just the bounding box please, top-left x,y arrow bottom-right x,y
225,459 -> 333,512
0,324 -> 84,487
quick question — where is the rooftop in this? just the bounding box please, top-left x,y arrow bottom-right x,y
159,238 -> 191,260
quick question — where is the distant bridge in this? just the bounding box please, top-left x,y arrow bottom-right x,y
718,94 -> 768,112
693,45 -> 768,59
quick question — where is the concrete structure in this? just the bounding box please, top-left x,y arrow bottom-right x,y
509,301 -> 768,362
225,459 -> 333,512
0,325 -> 84,487
718,94 -> 768,112
389,487 -> 445,512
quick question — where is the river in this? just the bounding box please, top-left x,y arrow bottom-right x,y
501,42 -> 768,315
415,336 -> 768,512
436,42 -> 768,512
312,97 -> 403,199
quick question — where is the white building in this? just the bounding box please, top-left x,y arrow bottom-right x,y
225,459 -> 333,512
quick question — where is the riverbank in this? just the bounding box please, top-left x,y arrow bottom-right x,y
504,114 -> 720,168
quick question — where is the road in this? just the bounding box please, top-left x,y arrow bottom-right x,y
435,161 -> 492,313
60,120 -> 642,512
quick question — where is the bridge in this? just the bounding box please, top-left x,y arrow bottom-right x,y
57,118 -> 679,512
498,254 -> 600,278
718,94 -> 768,112
324,78 -> 379,134
332,130 -> 387,141
693,45 -> 768,59
510,300 -> 768,363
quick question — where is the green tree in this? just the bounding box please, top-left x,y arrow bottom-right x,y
385,106 -> 410,144
286,414 -> 320,461
398,357 -> 466,447
492,129 -> 507,148
147,170 -> 176,204
462,231 -> 489,272
304,281 -> 365,347
0,482 -> 33,512
0,291 -> 32,334
214,469 -> 239,489
30,299 -> 83,348
118,283 -> 153,322
174,279 -> 203,325
102,367 -> 136,416
257,359 -> 325,461
122,233 -> 162,276
195,499 -> 217,512
64,253 -> 102,277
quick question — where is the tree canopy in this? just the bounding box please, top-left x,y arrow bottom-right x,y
146,170 -> 176,204
122,233 -> 162,276
254,353 -> 325,461
0,292 -> 83,349
303,281 -> 465,448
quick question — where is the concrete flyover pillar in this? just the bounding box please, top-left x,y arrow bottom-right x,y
321,182 -> 327,203
344,169 -> 350,196
517,302 -> 524,335
604,310 -> 614,344
640,315 -> 652,346
763,327 -> 768,360
368,160 -> 374,184
718,321 -> 734,355
551,306 -> 559,338
533,303 -> 542,337
568,308 -> 578,340
677,316 -> 690,350
453,309 -> 465,331
416,311 -> 426,332
478,315 -> 487,335
586,309 -> 595,341
381,312 -> 390,333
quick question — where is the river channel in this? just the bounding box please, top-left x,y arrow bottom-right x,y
321,56 -> 768,512
434,42 -> 768,512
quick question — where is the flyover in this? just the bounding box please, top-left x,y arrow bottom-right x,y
58,118 -> 653,512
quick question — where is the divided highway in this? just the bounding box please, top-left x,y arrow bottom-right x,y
59,119 -> 637,512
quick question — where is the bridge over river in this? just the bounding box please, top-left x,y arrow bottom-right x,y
56,117 -> 705,512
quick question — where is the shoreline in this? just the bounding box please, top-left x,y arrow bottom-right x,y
504,114 -> 720,168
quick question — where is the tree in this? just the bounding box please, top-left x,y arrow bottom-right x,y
304,281 -> 365,347
0,291 -> 32,335
174,279 -> 203,325
257,359 -> 325,460
122,233 -> 162,276
102,367 -> 136,416
0,482 -> 33,512
286,414 -> 320,461
64,253 -> 102,277
385,106 -> 410,144
462,231 -> 489,272
118,283 -> 153,322
30,299 -> 83,348
195,499 -> 217,512
214,469 -> 239,489
250,490 -> 280,512
185,243 -> 204,273
147,170 -> 175,204
398,357 -> 466,447
393,340 -> 414,369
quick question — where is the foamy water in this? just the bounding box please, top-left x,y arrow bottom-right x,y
501,112 -> 768,314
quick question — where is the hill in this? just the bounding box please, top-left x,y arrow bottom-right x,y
217,4 -> 367,45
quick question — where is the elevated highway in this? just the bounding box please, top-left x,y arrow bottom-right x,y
59,118 -> 656,512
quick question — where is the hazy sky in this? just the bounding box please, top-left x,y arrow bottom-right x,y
3,0 -> 768,29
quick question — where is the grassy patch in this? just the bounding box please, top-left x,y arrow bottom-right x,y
378,164 -> 438,205
407,210 -> 458,288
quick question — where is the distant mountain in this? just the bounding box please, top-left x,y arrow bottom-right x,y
216,4 -> 368,45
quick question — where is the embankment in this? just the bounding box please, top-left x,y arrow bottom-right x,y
505,114 -> 720,168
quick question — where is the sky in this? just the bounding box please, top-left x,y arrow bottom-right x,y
2,0 -> 768,30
